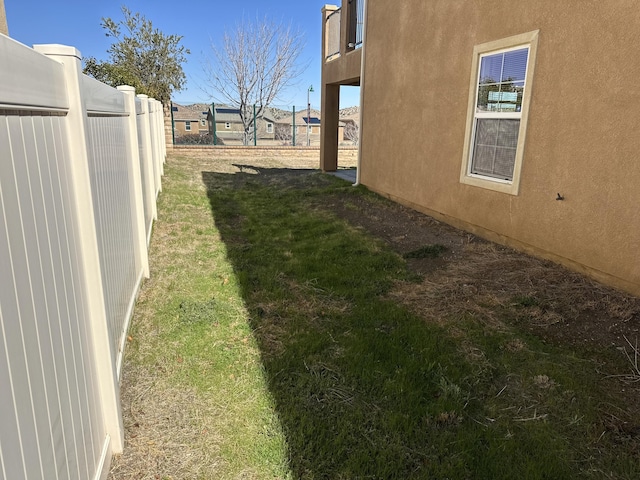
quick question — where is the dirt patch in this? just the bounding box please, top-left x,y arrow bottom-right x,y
319,178 -> 640,431
322,187 -> 640,352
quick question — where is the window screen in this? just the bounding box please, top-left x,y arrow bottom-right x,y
470,47 -> 529,181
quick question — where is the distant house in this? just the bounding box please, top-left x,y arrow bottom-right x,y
275,111 -> 325,146
207,105 -> 276,144
339,109 -> 360,146
320,0 -> 640,296
171,103 -> 209,136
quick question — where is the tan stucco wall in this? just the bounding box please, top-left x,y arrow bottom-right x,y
0,0 -> 8,36
174,120 -> 198,136
324,48 -> 362,86
216,122 -> 244,133
360,0 -> 640,295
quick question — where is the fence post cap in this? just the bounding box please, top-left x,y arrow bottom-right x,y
117,85 -> 136,93
33,44 -> 81,59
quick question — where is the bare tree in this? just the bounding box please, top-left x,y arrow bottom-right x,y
274,123 -> 292,145
202,17 -> 307,145
343,121 -> 359,146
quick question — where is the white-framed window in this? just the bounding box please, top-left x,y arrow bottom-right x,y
185,121 -> 191,131
225,122 -> 231,129
267,122 -> 273,133
200,119 -> 206,127
460,30 -> 539,195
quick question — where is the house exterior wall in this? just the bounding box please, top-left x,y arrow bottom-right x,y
174,119 -> 199,136
214,121 -> 244,141
214,120 -> 276,140
360,0 -> 640,295
174,119 -> 207,136
196,119 -> 208,134
216,121 -> 243,132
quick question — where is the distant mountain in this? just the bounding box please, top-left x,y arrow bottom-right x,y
265,106 -> 291,120
339,106 -> 360,117
252,105 -> 360,122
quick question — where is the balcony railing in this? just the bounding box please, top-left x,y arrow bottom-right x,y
348,0 -> 364,49
324,0 -> 365,62
325,7 -> 341,60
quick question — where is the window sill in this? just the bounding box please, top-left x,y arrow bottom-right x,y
460,173 -> 520,195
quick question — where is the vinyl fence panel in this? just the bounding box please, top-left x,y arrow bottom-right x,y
83,76 -> 144,376
0,36 -> 163,480
0,101 -> 105,480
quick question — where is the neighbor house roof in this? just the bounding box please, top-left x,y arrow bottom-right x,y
278,110 -> 323,126
208,105 -> 276,124
172,103 -> 209,121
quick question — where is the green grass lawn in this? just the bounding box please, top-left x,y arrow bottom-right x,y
112,154 -> 640,480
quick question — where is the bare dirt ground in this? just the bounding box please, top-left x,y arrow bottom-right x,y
327,193 -> 640,351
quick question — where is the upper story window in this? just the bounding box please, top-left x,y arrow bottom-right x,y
267,122 -> 273,133
185,121 -> 191,131
225,122 -> 231,129
200,119 -> 206,127
460,31 -> 539,195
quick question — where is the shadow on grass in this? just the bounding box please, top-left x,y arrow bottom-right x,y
200,167 -> 598,479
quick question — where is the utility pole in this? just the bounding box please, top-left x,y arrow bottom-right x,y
307,85 -> 314,146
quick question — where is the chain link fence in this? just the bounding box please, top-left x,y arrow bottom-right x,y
170,102 -> 329,147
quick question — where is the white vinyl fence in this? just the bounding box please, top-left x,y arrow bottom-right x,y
0,36 -> 165,480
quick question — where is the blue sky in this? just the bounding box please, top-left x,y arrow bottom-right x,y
4,0 -> 360,108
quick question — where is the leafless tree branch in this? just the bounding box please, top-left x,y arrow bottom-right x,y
202,16 -> 307,145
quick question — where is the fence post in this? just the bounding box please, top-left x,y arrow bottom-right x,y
159,100 -> 167,161
253,104 -> 257,146
136,94 -> 158,219
139,97 -> 158,228
118,86 -> 150,279
138,95 -> 159,217
170,100 -> 175,145
149,99 -> 163,178
155,100 -> 165,173
212,102 -> 217,145
158,100 -> 167,159
34,44 -> 124,454
292,106 -> 296,146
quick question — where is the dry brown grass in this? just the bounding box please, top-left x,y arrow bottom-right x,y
108,366 -> 222,480
389,240 -> 640,350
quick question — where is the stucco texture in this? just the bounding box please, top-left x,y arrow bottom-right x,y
360,0 -> 640,294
